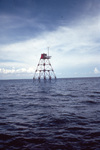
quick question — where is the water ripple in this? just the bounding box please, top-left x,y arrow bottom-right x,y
0,78 -> 100,150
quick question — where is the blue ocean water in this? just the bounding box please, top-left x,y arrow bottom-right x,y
0,78 -> 100,150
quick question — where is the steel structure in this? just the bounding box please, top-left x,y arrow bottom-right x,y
33,53 -> 56,80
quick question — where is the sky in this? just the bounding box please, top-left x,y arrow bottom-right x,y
0,0 -> 100,79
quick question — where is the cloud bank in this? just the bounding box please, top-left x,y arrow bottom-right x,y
0,67 -> 33,74
94,67 -> 100,74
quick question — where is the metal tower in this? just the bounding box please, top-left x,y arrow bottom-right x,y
33,53 -> 56,80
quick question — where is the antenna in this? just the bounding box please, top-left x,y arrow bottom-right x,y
48,47 -> 49,56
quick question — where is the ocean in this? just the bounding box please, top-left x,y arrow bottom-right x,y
0,78 -> 100,150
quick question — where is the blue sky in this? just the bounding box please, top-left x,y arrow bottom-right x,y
0,0 -> 100,79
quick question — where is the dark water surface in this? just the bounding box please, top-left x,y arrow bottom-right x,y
0,78 -> 100,150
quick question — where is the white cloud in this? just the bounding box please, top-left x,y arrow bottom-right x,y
94,67 -> 100,74
0,67 -> 34,74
